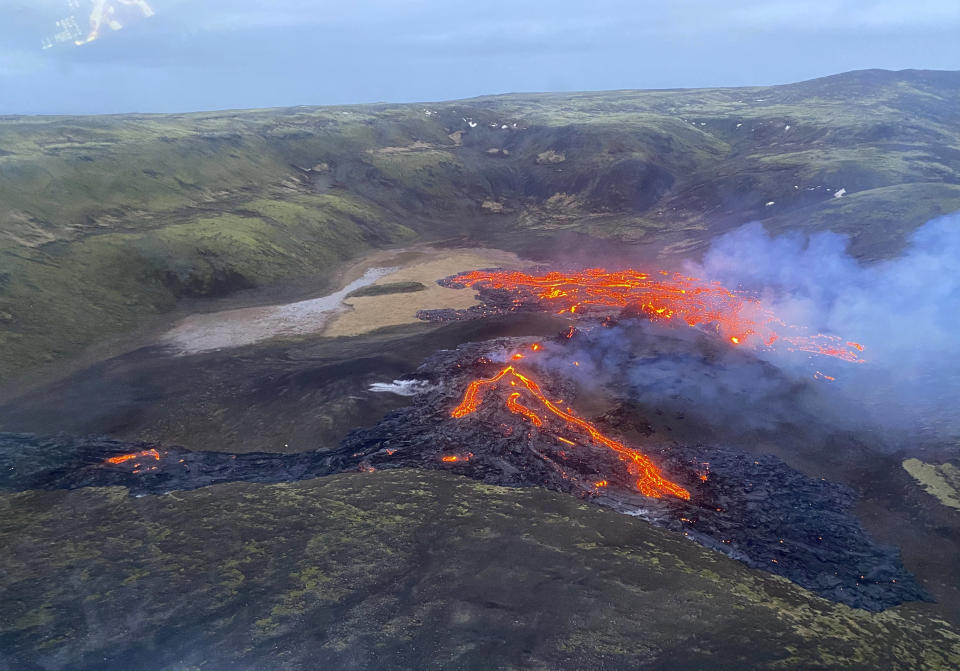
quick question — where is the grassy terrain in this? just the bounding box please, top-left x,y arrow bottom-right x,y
345,281 -> 427,298
1,68 -> 959,378
2,469 -> 958,670
903,458 -> 960,510
3,69 -> 960,669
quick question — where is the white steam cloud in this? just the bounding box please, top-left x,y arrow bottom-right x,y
686,213 -> 960,438
535,213 -> 960,448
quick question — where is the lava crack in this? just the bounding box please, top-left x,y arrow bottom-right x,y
451,364 -> 690,500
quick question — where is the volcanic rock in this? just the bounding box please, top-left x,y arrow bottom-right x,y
0,337 -> 929,611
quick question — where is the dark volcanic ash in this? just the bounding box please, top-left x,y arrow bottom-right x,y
0,335 -> 929,612
421,213 -> 960,448
4,215 -> 955,614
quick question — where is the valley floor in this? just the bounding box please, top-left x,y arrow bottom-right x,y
1,241 -> 959,670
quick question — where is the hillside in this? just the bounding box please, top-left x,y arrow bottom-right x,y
1,68 -> 959,379
3,469 -> 959,670
3,68 -> 960,671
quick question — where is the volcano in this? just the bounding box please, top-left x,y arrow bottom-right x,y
0,327 -> 927,612
419,267 -> 865,364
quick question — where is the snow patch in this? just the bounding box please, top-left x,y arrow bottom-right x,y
369,380 -> 433,396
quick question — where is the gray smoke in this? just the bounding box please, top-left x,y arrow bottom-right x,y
538,213 -> 960,448
690,214 -> 960,437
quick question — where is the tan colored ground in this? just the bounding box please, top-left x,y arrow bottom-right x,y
155,245 -> 527,353
159,266 -> 394,353
323,248 -> 527,337
903,458 -> 960,510
367,141 -> 441,154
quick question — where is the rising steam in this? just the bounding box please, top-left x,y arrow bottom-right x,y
681,213 -> 960,441
439,213 -> 960,448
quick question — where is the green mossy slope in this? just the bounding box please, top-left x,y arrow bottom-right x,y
2,69 -> 959,378
1,470 -> 958,670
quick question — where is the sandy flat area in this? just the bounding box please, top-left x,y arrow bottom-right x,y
322,248 -> 526,337
160,266 -> 396,353
158,246 -> 526,354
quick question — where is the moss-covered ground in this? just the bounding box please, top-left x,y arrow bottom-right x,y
2,69 -> 960,379
345,281 -> 427,298
903,459 -> 960,510
2,470 -> 958,671
3,69 -> 960,670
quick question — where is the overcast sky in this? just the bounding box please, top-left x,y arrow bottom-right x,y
2,0 -> 958,115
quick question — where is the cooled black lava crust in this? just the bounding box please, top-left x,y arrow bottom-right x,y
0,335 -> 928,612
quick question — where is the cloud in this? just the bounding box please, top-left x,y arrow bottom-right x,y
731,0 -> 960,32
1,0 -> 958,113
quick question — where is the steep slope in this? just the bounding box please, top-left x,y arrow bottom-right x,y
2,470 -> 958,671
1,69 -> 959,379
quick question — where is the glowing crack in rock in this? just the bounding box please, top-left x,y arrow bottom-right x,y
449,268 -> 865,363
450,364 -> 690,500
103,448 -> 162,474
104,448 -> 160,465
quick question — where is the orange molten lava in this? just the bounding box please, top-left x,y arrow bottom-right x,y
105,449 -> 160,465
451,268 -> 864,363
506,392 -> 544,426
451,365 -> 690,500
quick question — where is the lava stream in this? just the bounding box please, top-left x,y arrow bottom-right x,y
105,449 -> 160,465
451,268 -> 864,363
451,365 -> 690,500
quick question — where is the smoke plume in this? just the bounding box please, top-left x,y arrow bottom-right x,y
694,214 -> 960,436
540,213 -> 960,449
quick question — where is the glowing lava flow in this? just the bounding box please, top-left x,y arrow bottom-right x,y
451,268 -> 864,363
105,449 -> 160,465
451,365 -> 690,500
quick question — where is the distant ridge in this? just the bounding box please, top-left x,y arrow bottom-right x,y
1,68 -> 959,379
